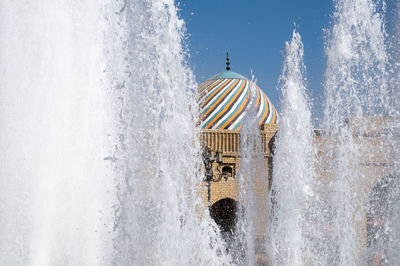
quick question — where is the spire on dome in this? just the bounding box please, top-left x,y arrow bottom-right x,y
226,52 -> 231,71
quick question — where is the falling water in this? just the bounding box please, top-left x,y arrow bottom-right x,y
0,1 -> 114,265
364,0 -> 400,264
0,0 -> 229,265
2,0 -> 400,265
323,0 -> 388,264
267,30 -> 317,265
235,77 -> 266,265
107,1 -> 229,265
267,0 -> 396,264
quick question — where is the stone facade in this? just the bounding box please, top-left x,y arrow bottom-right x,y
200,117 -> 396,263
200,124 -> 278,207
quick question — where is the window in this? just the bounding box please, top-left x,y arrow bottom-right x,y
221,166 -> 233,180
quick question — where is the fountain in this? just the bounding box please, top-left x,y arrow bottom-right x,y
322,0 -> 391,264
0,0 -> 399,265
0,1 -> 115,264
235,76 -> 267,265
106,1 -> 229,265
267,30 -> 317,265
266,0 -> 399,265
0,0 -> 229,265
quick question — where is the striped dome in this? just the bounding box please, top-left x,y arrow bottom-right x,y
197,71 -> 278,130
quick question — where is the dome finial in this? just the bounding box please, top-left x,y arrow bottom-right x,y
226,52 -> 231,71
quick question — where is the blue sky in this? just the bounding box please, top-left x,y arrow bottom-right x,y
179,1 -> 335,119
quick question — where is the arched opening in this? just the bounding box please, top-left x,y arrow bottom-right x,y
210,198 -> 237,239
221,166 -> 233,180
267,132 -> 277,189
268,132 -> 277,157
366,174 -> 400,265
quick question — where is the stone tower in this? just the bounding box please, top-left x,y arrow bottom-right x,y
197,66 -> 279,243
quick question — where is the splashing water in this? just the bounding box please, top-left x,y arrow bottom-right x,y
0,0 -> 229,265
1,0 -> 400,265
322,0 -> 389,264
363,1 -> 400,264
0,1 -> 114,265
235,76 -> 266,265
267,0 -> 398,264
107,1 -> 229,265
267,30 -> 317,265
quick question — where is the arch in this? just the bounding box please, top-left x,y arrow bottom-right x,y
268,131 -> 277,156
221,166 -> 233,180
222,166 -> 233,175
366,174 -> 400,264
267,131 -> 278,189
210,198 -> 237,235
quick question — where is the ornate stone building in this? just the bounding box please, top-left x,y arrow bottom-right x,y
197,61 -> 279,251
